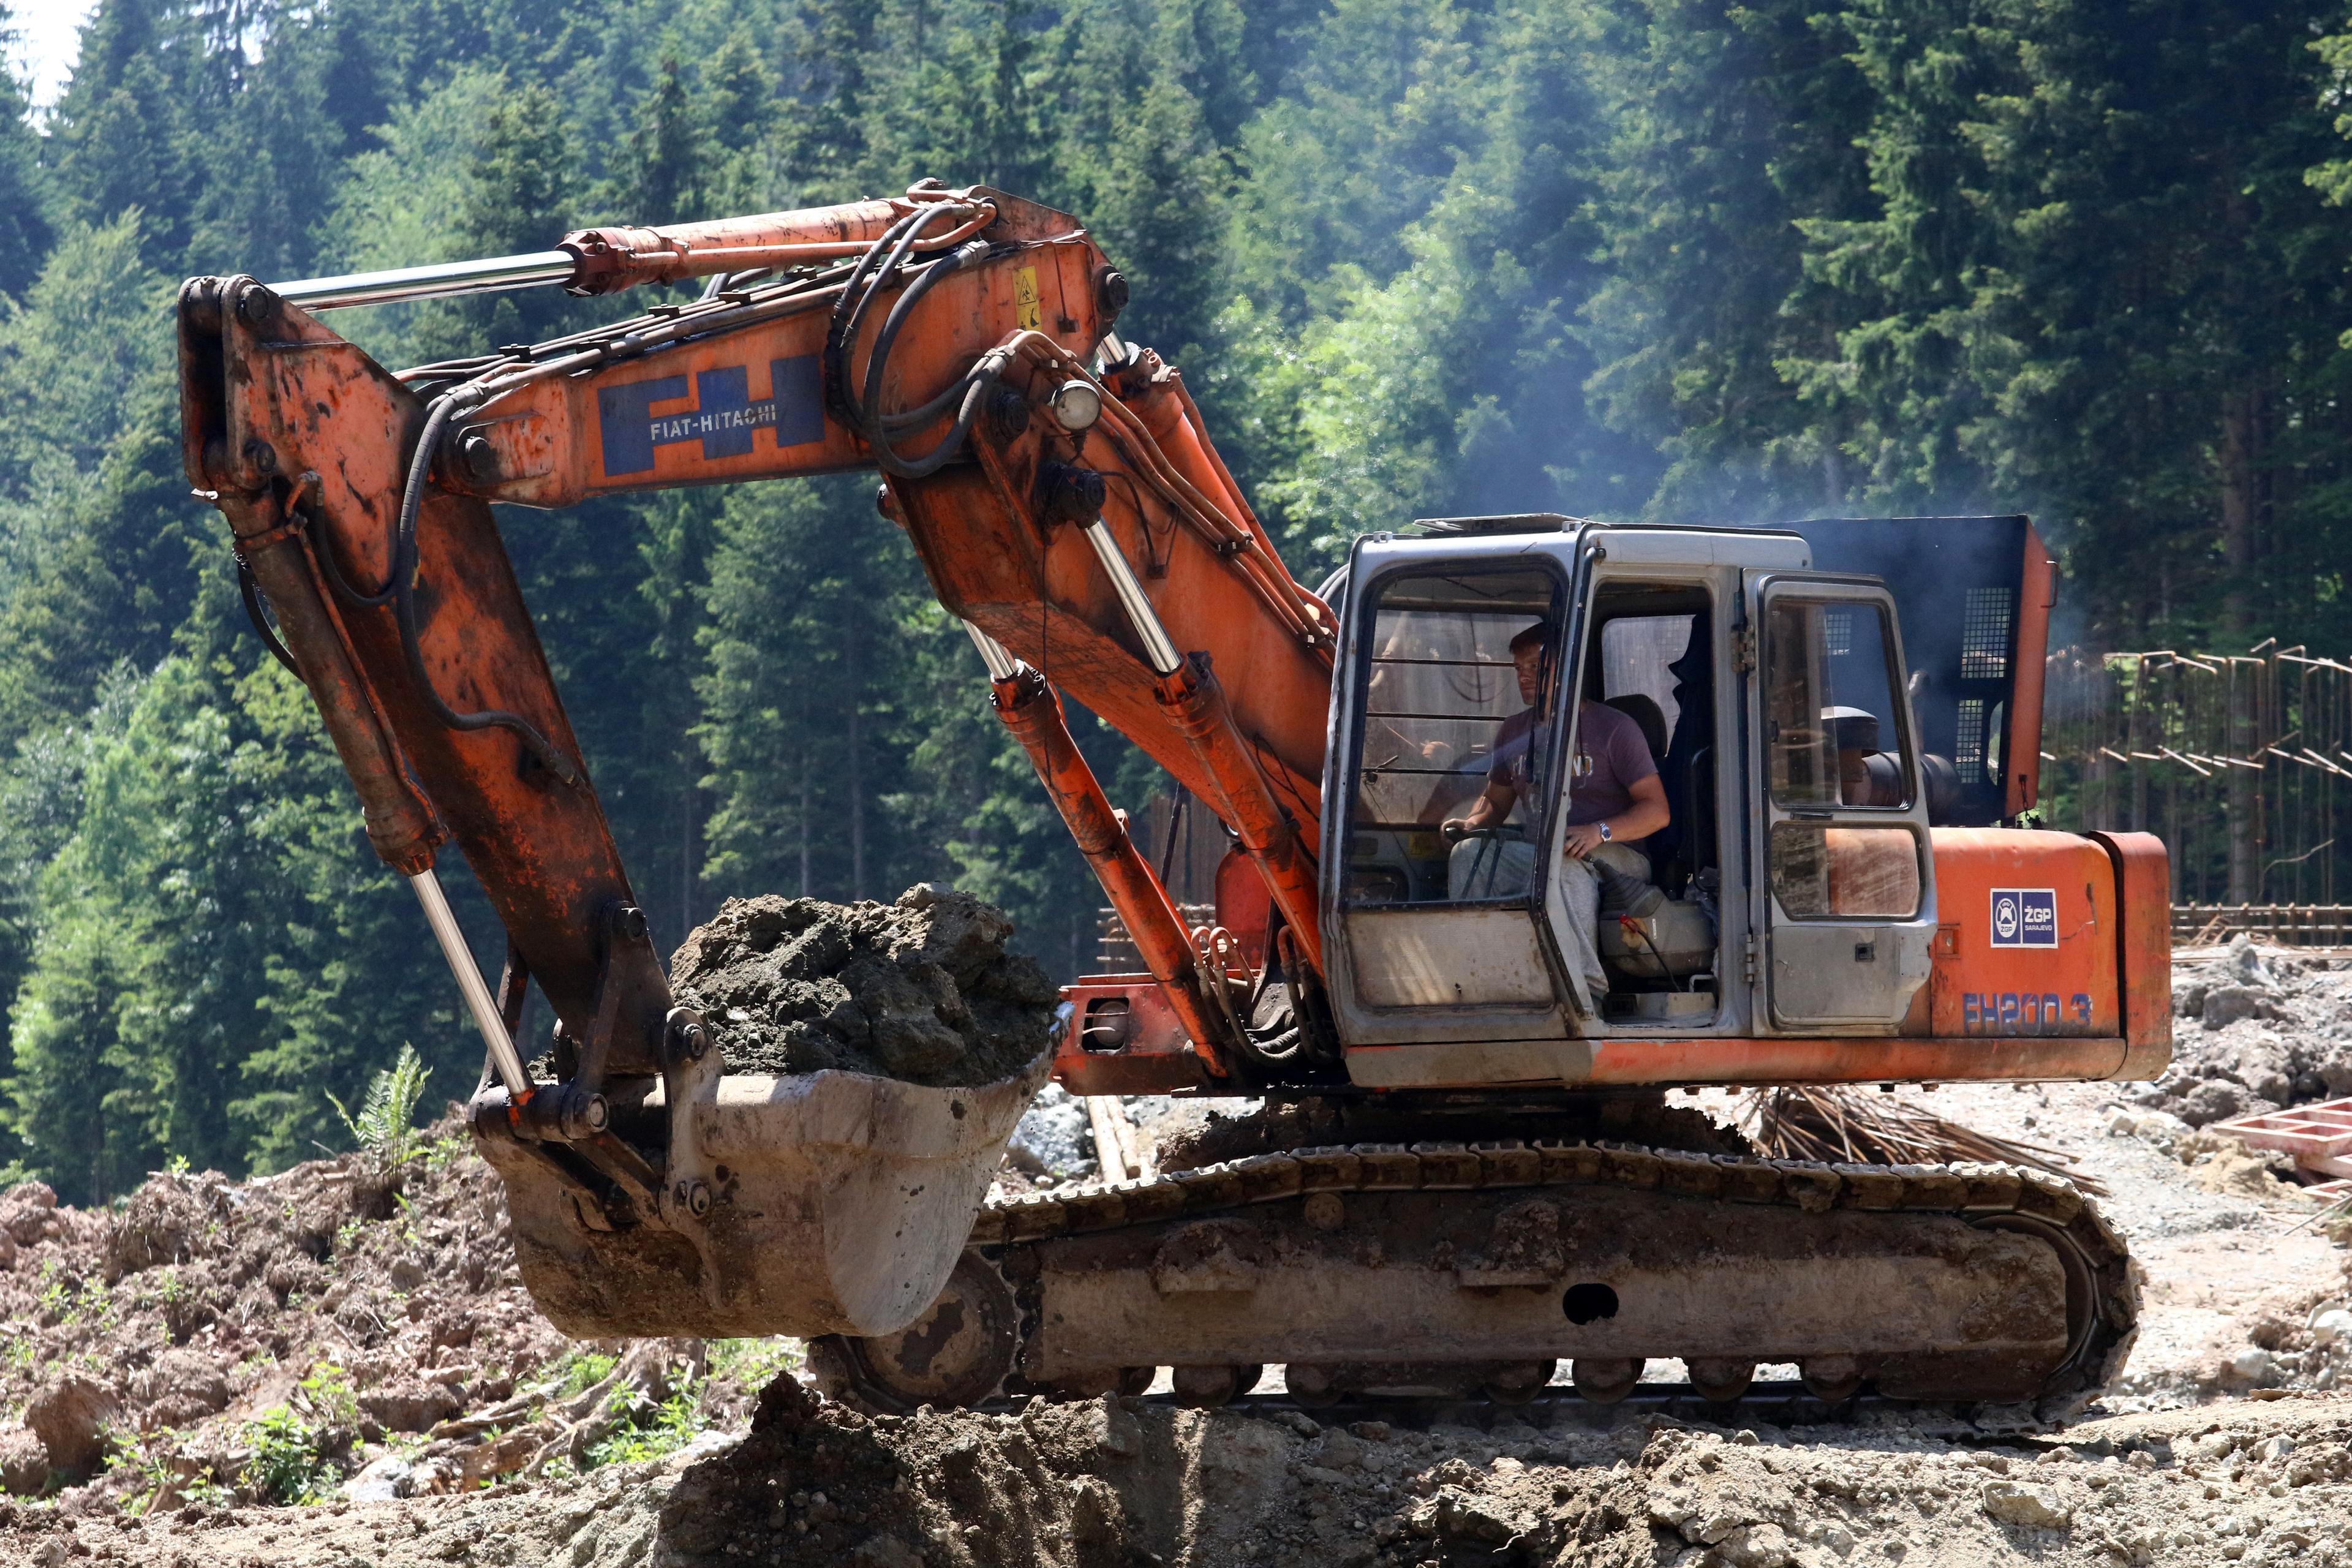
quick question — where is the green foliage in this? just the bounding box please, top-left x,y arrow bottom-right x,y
707,1336 -> 805,1390
326,1044 -> 432,1168
584,1381 -> 706,1469
554,1349 -> 620,1397
238,1363 -> 358,1506
239,1405 -> 338,1506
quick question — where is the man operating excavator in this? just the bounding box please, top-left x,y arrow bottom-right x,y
1442,623 -> 1672,998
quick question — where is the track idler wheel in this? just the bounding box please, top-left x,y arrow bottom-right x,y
1480,1360 -> 1558,1406
1572,1357 -> 1644,1404
1172,1363 -> 1261,1408
1687,1359 -> 1756,1403
805,1251 -> 1020,1413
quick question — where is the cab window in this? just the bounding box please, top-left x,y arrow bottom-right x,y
1348,568 -> 1563,905
1762,595 -> 1921,919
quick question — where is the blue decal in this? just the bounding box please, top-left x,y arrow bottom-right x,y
1988,887 -> 2059,949
597,355 -> 826,477
1961,990 -> 2095,1035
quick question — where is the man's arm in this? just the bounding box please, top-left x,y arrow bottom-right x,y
1562,772 -> 1670,860
1445,777 -> 1518,839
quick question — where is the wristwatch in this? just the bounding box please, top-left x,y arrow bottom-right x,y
1597,821 -> 1613,842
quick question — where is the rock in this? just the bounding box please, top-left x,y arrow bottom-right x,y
2134,1110 -> 2190,1150
25,1373 -> 123,1476
0,1231 -> 15,1272
1410,1486 -> 1520,1544
128,1350 -> 232,1431
1980,1479 -> 2073,1529
2202,986 -> 2266,1031
2321,1055 -> 2352,1098
0,1181 -> 56,1245
1008,1083 -> 1091,1177
2221,1347 -> 2275,1387
359,1380 -> 464,1433
2225,933 -> 2270,983
2257,1436 -> 2296,1461
1066,1474 -> 1131,1548
849,1537 -> 925,1568
343,1454 -> 414,1502
2180,1079 -> 2248,1127
1091,1393 -> 1141,1458
1316,1430 -> 1366,1469
0,1426 -> 47,1496
2310,1308 -> 2352,1347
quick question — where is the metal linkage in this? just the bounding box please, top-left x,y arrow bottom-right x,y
408,867 -> 532,1099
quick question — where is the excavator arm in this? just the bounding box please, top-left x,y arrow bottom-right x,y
176,184 -> 1337,1333
179,184 -> 1334,1082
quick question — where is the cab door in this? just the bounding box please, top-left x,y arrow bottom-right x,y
1746,574 -> 1936,1029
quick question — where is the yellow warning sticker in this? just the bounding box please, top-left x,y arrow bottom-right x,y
1015,266 -> 1042,331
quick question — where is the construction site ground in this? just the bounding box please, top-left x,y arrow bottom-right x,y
5,945 -> 2351,1566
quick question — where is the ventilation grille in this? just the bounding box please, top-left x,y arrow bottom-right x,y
1956,698 -> 1988,781
1822,609 -> 1853,657
1961,587 -> 2013,680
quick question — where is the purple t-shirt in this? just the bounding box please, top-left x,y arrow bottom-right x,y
1488,701 -> 1657,826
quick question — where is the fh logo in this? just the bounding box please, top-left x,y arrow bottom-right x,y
597,355 -> 824,476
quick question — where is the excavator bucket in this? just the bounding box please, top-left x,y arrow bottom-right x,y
473,1054 -> 1051,1340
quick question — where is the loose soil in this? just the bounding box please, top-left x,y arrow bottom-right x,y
671,886 -> 1059,1088
3,941 -> 2350,1566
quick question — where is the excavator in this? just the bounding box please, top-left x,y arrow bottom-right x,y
177,182 -> 2168,1420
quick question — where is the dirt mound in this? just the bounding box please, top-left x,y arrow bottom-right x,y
0,1135 -> 569,1505
670,885 -> 1058,1087
2144,937 -> 2352,1125
12,1387 -> 2352,1566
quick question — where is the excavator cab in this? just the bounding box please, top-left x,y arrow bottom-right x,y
1323,519 -> 1943,1085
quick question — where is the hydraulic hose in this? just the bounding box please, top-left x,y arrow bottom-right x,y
824,205 -> 948,413
390,394 -> 584,789
859,243 -> 1001,477
236,557 -> 303,676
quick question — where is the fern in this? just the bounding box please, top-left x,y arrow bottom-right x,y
328,1044 -> 433,1167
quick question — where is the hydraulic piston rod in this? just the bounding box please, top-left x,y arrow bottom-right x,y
272,251 -> 582,311
409,867 -> 533,1100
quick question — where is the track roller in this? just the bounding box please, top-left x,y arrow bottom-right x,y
1572,1357 -> 1644,1404
1480,1360 -> 1558,1406
1687,1359 -> 1755,1403
1172,1363 -> 1262,1408
1800,1356 -> 1866,1403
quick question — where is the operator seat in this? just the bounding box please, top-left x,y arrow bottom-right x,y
1600,693 -> 1668,769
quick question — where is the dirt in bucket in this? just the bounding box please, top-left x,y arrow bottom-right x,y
668,884 -> 1060,1088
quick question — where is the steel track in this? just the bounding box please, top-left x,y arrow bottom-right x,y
812,1136 -> 2138,1425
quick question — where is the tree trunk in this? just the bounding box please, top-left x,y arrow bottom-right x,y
846,620 -> 866,900
2220,383 -> 2262,903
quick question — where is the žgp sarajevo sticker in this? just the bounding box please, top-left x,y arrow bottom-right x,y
1989,888 -> 2058,948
